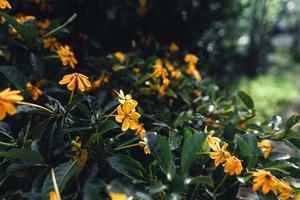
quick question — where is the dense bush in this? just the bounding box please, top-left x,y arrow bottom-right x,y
0,0 -> 300,200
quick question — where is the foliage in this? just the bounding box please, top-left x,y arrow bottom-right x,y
0,1 -> 299,200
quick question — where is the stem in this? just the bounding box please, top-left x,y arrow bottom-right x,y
69,89 -> 75,104
0,141 -> 17,147
51,168 -> 62,200
213,174 -> 228,194
113,143 -> 141,151
102,107 -> 117,123
18,101 -> 54,114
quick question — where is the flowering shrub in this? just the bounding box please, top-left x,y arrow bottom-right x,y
0,1 -> 300,200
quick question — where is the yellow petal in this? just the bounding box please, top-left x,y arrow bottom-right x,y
67,77 -> 76,91
122,117 -> 130,131
77,77 -> 85,92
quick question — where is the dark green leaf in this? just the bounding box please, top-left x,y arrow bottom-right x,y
107,155 -> 148,182
0,148 -> 45,165
0,66 -> 28,89
181,132 -> 207,174
145,132 -> 174,177
238,90 -> 254,109
189,175 -> 214,187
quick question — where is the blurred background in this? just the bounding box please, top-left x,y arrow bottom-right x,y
19,0 -> 300,120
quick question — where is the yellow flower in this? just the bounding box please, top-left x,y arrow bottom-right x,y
171,70 -> 181,79
0,88 -> 24,120
209,142 -> 231,166
87,74 -> 109,91
114,51 -> 126,63
158,85 -> 168,96
152,61 -> 168,80
0,0 -> 11,9
135,123 -> 146,139
169,42 -> 179,53
108,192 -> 127,200
116,89 -> 138,106
115,100 -> 141,131
42,38 -> 61,52
56,45 -> 78,68
223,156 -> 243,175
185,63 -> 202,81
26,82 -> 43,100
252,170 -> 278,194
206,134 -> 221,150
276,181 -> 292,200
258,139 -> 273,159
295,193 -> 300,200
59,73 -> 91,92
139,141 -> 151,154
162,78 -> 170,86
36,18 -> 50,29
184,54 -> 199,65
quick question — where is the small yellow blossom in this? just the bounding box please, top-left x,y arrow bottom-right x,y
26,82 -> 43,100
209,142 -> 231,166
87,74 -> 109,91
108,192 -> 127,200
139,141 -> 151,154
184,54 -> 199,65
206,134 -> 221,150
223,156 -> 243,175
169,42 -> 179,53
185,63 -> 202,81
114,51 -> 126,63
258,139 -> 273,159
152,60 -> 168,79
158,85 -> 168,96
36,19 -> 50,29
42,38 -> 61,52
276,181 -> 292,200
252,170 -> 278,194
0,0 -> 11,9
0,88 -> 24,120
116,89 -> 138,105
135,123 -> 146,139
56,45 -> 78,68
115,100 -> 141,131
59,73 -> 91,92
171,70 -> 181,79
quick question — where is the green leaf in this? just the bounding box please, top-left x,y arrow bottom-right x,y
42,160 -> 77,199
181,132 -> 207,174
145,132 -> 174,177
0,66 -> 28,89
257,191 -> 277,200
0,12 -> 39,47
235,135 -> 250,166
284,139 -> 300,153
107,155 -> 148,182
41,13 -> 77,39
238,90 -> 254,109
242,133 -> 259,169
285,114 -> 300,132
0,148 -> 45,165
87,120 -> 119,144
149,182 -> 167,194
189,175 -> 214,187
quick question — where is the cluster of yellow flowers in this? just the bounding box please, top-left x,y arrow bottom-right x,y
184,54 -> 202,81
42,38 -> 78,69
207,129 -> 243,176
152,58 -> 181,96
115,90 -> 150,154
252,170 -> 293,200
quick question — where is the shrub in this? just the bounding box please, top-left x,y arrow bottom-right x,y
0,1 -> 299,200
